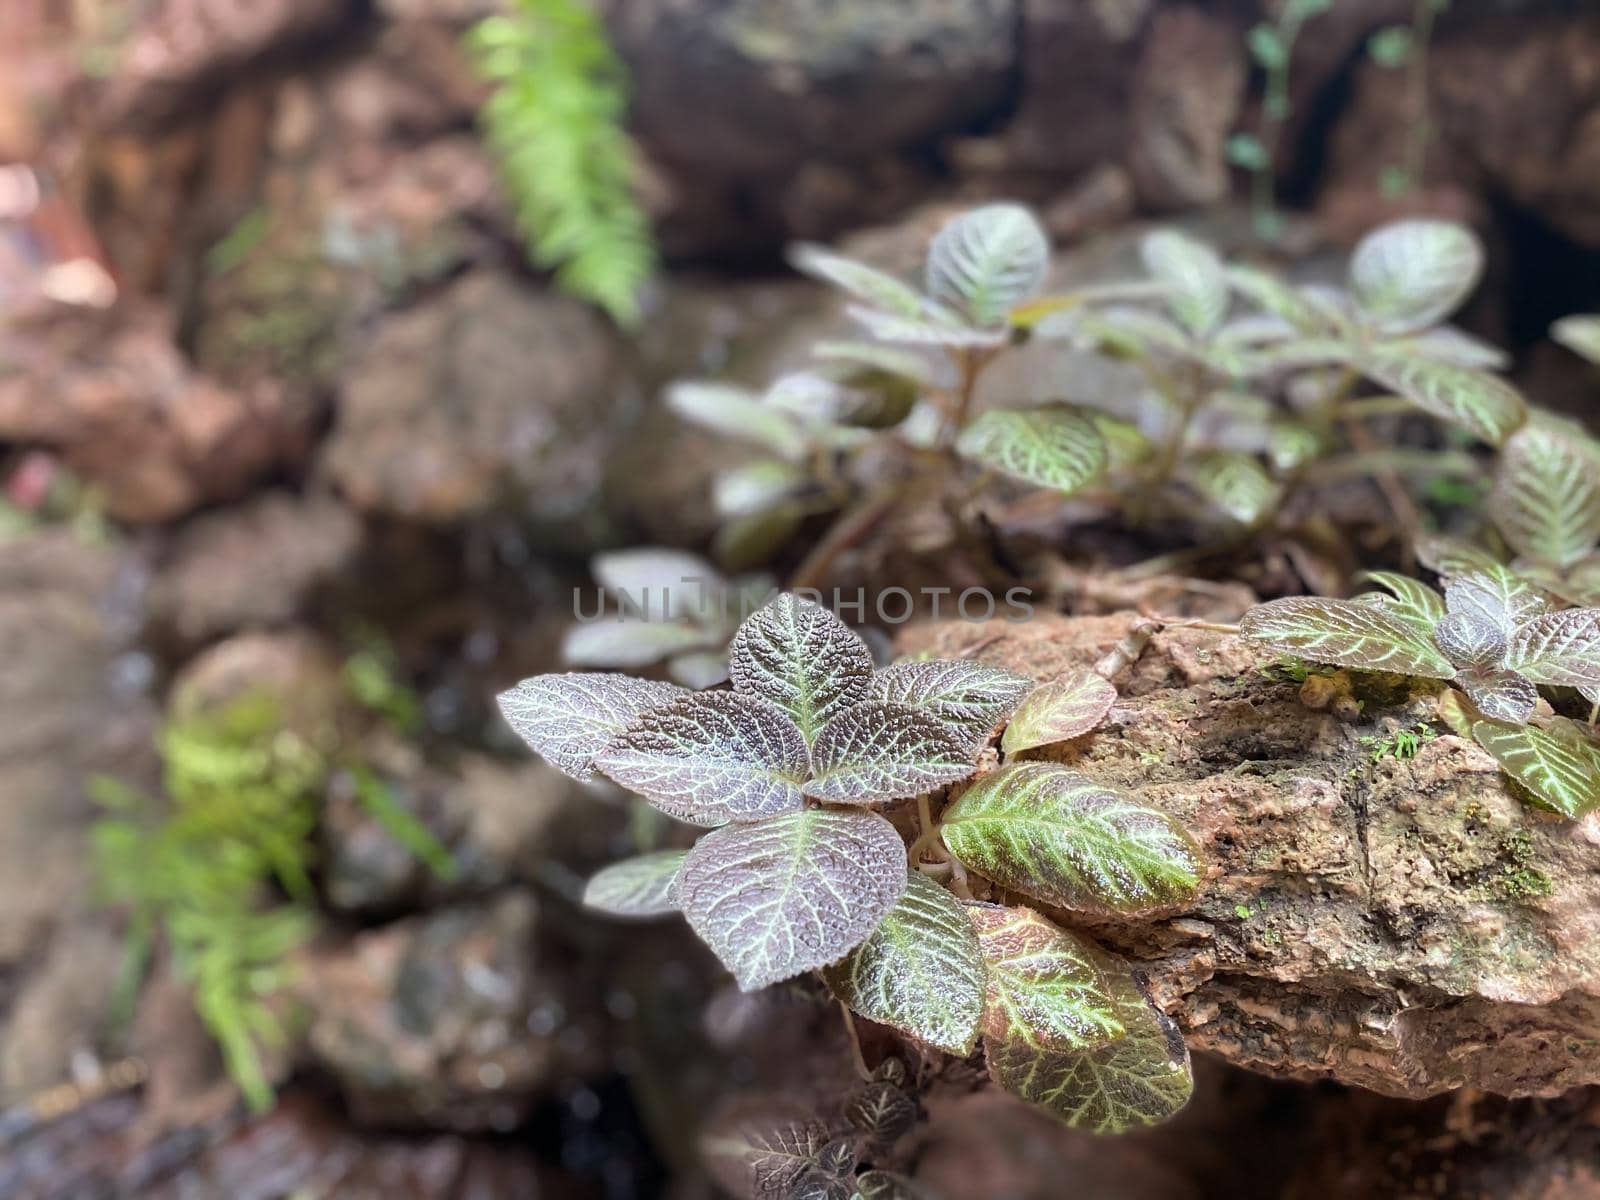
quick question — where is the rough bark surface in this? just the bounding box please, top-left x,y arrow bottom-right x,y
897,613 -> 1600,1100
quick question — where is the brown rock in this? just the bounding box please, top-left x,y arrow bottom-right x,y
898,613 -> 1600,1099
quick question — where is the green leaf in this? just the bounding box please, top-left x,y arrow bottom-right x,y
982,928 -> 1193,1133
1182,451 -> 1281,526
943,764 -> 1202,916
847,305 -> 1008,348
1458,668 -> 1537,724
813,341 -> 936,387
1228,266 -> 1338,333
805,702 -> 979,805
562,620 -> 719,669
667,381 -> 810,462
788,244 -> 926,317
955,407 -> 1108,494
1472,718 -> 1600,819
869,659 -> 1034,749
677,809 -> 907,990
824,872 -> 984,1055
1443,569 -> 1554,637
729,594 -> 876,743
1503,609 -> 1600,687
582,850 -> 687,918
1362,354 -> 1526,447
1246,23 -> 1287,69
1367,24 -> 1414,66
1489,418 -> 1600,570
1000,669 -> 1118,753
1349,219 -> 1484,334
1141,230 -> 1229,338
1553,315 -> 1600,365
925,203 -> 1049,328
1358,571 -> 1447,628
967,905 -> 1125,1050
714,460 -> 809,519
1239,596 -> 1455,678
1091,411 -> 1158,470
496,672 -> 687,780
595,692 -> 810,824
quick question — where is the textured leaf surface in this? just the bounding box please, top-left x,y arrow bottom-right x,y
729,595 -> 875,743
1182,451 -> 1280,526
1489,419 -> 1600,569
869,660 -> 1033,749
1553,314 -> 1600,365
1350,219 -> 1483,333
1431,611 -> 1506,670
805,702 -> 979,805
853,1170 -> 927,1200
1141,230 -> 1228,337
1472,718 -> 1600,819
788,245 -> 925,317
1000,670 -> 1118,753
1363,355 -> 1526,446
1444,569 -> 1554,638
967,905 -> 1124,1050
1458,669 -> 1538,724
701,1112 -> 832,1200
925,203 -> 1048,327
825,872 -> 984,1055
1359,571 -> 1447,628
955,407 -> 1108,493
666,382 -> 810,462
1503,609 -> 1600,687
982,929 -> 1192,1133
1239,597 -> 1454,678
943,764 -> 1202,915
581,850 -> 687,918
595,692 -> 809,824
844,1082 -> 918,1145
497,673 -> 687,780
677,809 -> 907,990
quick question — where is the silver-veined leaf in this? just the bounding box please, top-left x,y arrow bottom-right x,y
714,460 -> 808,519
853,1170 -> 928,1200
824,872 -> 984,1055
1358,571 -> 1447,629
943,764 -> 1202,916
1458,668 -> 1538,724
701,1111 -> 833,1200
1394,326 -> 1509,370
1140,230 -> 1228,338
1182,451 -> 1281,526
1489,418 -> 1600,570
729,594 -> 876,743
1444,569 -> 1555,638
967,904 -> 1124,1051
594,692 -> 809,824
496,672 -> 687,780
1000,669 -> 1118,753
1226,266 -> 1331,334
582,850 -> 687,918
1503,608 -> 1600,687
1431,611 -> 1506,670
1362,354 -> 1526,447
788,244 -> 926,317
981,924 -> 1192,1133
955,406 -> 1108,494
1553,314 -> 1600,364
1349,219 -> 1483,334
562,620 -> 719,669
805,702 -> 979,805
844,1082 -> 917,1146
1239,596 -> 1455,678
1472,717 -> 1600,819
1416,534 -> 1504,580
869,659 -> 1033,749
667,382 -> 811,462
676,809 -> 907,991
846,305 -> 1007,348
591,547 -> 725,622
925,203 -> 1049,328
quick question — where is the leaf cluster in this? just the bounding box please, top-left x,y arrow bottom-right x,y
500,594 -> 1203,1136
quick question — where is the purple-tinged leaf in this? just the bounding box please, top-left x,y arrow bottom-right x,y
854,1170 -> 929,1200
1472,717 -> 1600,819
1431,611 -> 1506,670
1358,571 -> 1446,629
700,1110 -> 833,1200
805,702 -> 979,805
1239,596 -> 1454,679
1489,418 -> 1600,570
595,692 -> 809,824
966,905 -> 1124,1051
1443,568 -> 1554,637
869,659 -> 1033,749
1504,609 -> 1600,687
496,673 -> 687,781
1349,219 -> 1483,334
729,594 -> 875,743
926,203 -> 1049,328
581,850 -> 687,918
1000,670 -> 1118,753
677,809 -> 907,991
1362,354 -> 1526,447
1457,669 -> 1538,724
1416,534 -> 1505,580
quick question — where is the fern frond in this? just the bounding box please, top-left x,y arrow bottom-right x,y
468,0 -> 655,326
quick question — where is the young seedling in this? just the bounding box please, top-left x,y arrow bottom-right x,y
500,594 -> 1203,1136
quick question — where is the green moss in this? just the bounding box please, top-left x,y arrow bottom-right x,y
1497,867 -> 1554,901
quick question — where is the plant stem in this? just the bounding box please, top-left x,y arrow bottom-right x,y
836,999 -> 873,1081
1403,0 -> 1440,189
787,484 -> 905,593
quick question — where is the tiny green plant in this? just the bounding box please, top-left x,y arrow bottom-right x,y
1365,0 -> 1452,198
468,0 -> 654,325
1240,554 -> 1600,818
500,594 -> 1202,1141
